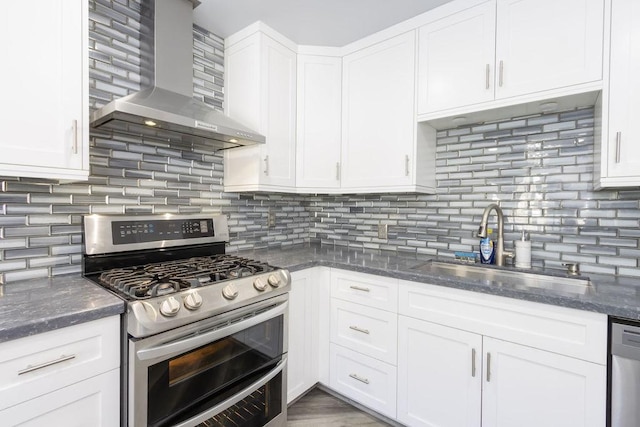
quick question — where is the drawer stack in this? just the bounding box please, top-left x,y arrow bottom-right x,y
329,269 -> 398,419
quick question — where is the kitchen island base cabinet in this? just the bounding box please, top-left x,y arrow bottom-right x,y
0,368 -> 119,427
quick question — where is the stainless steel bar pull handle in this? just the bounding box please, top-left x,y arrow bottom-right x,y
485,64 -> 490,89
336,162 -> 341,181
349,325 -> 370,335
615,131 -> 622,164
72,119 -> 78,154
472,348 -> 477,377
405,155 -> 410,176
349,373 -> 370,384
349,285 -> 370,292
486,352 -> 492,382
263,155 -> 269,176
18,354 -> 76,375
498,61 -> 504,87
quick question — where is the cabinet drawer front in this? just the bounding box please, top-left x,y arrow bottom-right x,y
398,281 -> 607,364
0,316 -> 120,411
329,343 -> 397,419
331,269 -> 398,311
331,299 -> 397,365
0,368 -> 119,427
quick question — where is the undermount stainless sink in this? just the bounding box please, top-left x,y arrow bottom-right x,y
412,261 -> 593,295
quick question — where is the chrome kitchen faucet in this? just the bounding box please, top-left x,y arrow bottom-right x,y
478,203 -> 514,267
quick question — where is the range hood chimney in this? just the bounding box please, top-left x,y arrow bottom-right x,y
90,0 -> 265,150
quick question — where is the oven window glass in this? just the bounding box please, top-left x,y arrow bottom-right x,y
147,314 -> 284,427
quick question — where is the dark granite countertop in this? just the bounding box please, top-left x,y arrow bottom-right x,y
235,243 -> 640,320
0,275 -> 125,344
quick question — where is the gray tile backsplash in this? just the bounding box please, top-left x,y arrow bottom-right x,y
0,0 -> 638,284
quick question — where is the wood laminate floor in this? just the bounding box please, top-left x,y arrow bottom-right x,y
287,388 -> 392,426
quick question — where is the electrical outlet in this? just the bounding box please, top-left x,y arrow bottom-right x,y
268,211 -> 276,228
378,222 -> 388,239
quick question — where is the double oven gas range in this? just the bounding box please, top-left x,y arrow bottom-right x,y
82,214 -> 290,427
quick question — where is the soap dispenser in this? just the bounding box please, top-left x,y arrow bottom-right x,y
515,230 -> 531,269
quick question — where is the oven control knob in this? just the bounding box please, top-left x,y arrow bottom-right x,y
222,283 -> 239,300
159,296 -> 181,317
267,274 -> 281,288
184,291 -> 203,310
253,277 -> 268,292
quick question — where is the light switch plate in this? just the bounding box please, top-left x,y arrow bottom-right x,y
378,223 -> 388,239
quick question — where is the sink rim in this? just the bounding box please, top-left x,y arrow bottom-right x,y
411,260 -> 593,294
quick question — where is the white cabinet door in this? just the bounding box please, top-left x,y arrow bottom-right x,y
482,337 -> 606,427
598,0 -> 640,186
417,1 -> 496,114
0,369 -> 119,427
397,316 -> 482,427
296,55 -> 342,191
224,31 -> 297,192
287,269 -> 320,403
0,0 -> 88,181
341,31 -> 416,191
494,0 -> 604,100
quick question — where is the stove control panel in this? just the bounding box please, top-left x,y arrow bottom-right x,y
112,218 -> 215,245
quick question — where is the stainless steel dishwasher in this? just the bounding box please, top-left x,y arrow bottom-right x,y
610,319 -> 640,427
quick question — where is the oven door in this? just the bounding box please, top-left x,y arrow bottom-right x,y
129,294 -> 288,427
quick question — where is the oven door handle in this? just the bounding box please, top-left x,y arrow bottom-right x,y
136,300 -> 288,361
173,355 -> 287,427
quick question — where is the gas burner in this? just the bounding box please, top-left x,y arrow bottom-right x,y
96,254 -> 276,301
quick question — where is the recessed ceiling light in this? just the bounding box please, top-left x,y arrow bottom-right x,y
229,138 -> 238,143
452,116 -> 467,125
144,120 -> 157,127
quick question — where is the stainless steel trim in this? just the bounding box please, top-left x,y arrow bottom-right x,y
611,321 -> 640,427
173,357 -> 287,427
264,155 -> 270,176
18,354 -> 76,375
472,348 -> 476,377
486,352 -> 491,382
130,293 -> 289,427
405,155 -> 410,176
137,300 -> 288,361
349,373 -> 370,385
83,213 -> 229,255
485,64 -> 490,89
349,325 -> 370,335
499,60 -> 504,87
72,119 -> 78,154
349,285 -> 370,292
616,131 -> 622,164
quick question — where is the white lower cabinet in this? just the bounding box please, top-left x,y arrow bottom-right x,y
330,344 -> 397,419
0,316 -> 120,426
287,268 -> 322,403
397,316 -> 482,427
0,369 -> 119,427
397,280 -> 607,427
482,337 -> 606,427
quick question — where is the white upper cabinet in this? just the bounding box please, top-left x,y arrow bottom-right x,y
224,28 -> 297,192
417,0 -> 604,119
0,0 -> 89,181
418,1 -> 496,114
495,0 -> 604,99
596,0 -> 640,188
342,32 -> 436,193
295,55 -> 342,192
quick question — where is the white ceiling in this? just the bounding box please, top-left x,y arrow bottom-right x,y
193,0 -> 453,47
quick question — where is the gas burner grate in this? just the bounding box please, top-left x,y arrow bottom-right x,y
97,254 -> 275,300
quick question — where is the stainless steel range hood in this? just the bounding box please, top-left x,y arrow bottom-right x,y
90,0 -> 265,150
